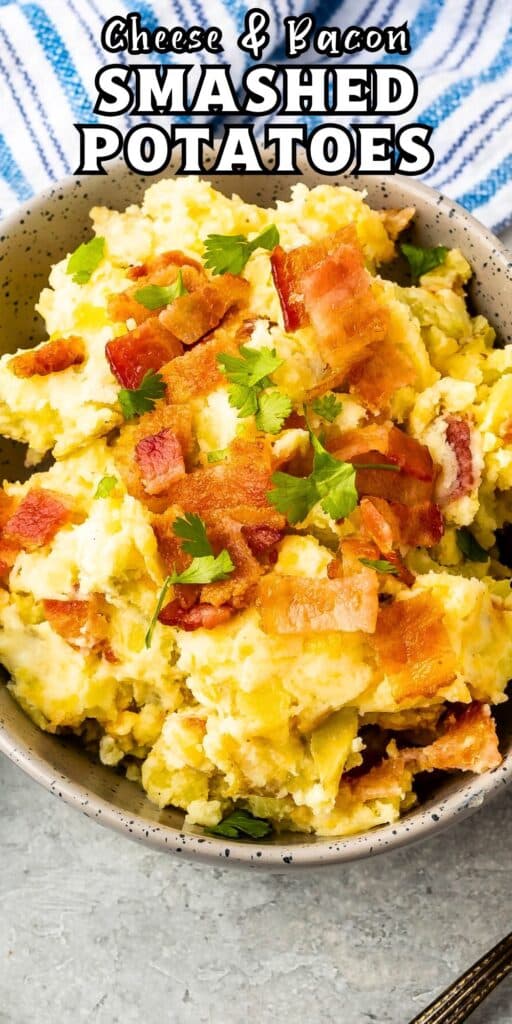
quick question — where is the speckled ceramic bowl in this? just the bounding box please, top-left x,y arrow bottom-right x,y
0,161 -> 511,869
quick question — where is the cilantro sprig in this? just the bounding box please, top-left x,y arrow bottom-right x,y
203,224 -> 279,276
217,345 -> 292,434
118,370 -> 166,420
134,270 -> 188,310
67,236 -> 105,285
456,527 -> 489,563
400,242 -> 448,280
311,394 -> 343,423
268,426 -> 399,525
207,808 -> 273,840
145,515 -> 235,647
94,475 -> 117,499
359,558 -> 399,575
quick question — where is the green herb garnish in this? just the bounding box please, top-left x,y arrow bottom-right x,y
118,370 -> 166,420
203,225 -> 279,276
134,270 -> 188,310
207,808 -> 272,840
359,558 -> 399,575
311,394 -> 343,423
456,527 -> 489,563
217,345 -> 291,434
400,242 -> 448,280
268,427 -> 399,525
207,449 -> 228,464
67,236 -> 105,285
94,475 -> 118,499
145,515 -> 235,647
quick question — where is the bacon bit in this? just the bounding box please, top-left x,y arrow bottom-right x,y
378,206 -> 416,241
332,423 -> 434,482
302,239 -> 389,374
346,338 -> 417,411
340,536 -> 380,575
106,318 -> 183,389
202,515 -> 264,609
159,600 -> 233,631
257,572 -> 379,634
270,227 -> 360,331
283,410 -> 307,430
4,489 -> 71,550
444,415 -> 475,501
161,439 -> 273,514
115,403 -> 193,513
372,592 -> 457,700
241,525 -> 283,558
126,251 -> 202,281
43,595 -> 109,653
10,336 -> 85,378
160,275 -> 250,346
355,463 -> 435,507
360,497 -> 443,551
404,702 -> 501,774
161,322 -> 241,403
135,429 -> 185,496
151,510 -> 200,610
327,558 -> 342,580
346,756 -> 413,804
109,262 -> 205,326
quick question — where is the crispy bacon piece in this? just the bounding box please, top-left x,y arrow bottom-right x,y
270,227 -> 362,331
346,338 -> 417,411
161,439 -> 274,514
378,206 -> 416,241
402,703 -> 501,775
109,258 -> 205,326
10,336 -> 85,378
372,592 -> 457,700
360,497 -> 443,551
43,595 -> 110,653
106,318 -> 183,390
114,403 -> 193,513
159,600 -> 233,631
332,423 -> 434,482
242,525 -> 283,558
346,756 -> 413,804
302,241 -> 389,374
257,571 -> 379,635
340,536 -> 380,574
3,489 -> 71,550
444,415 -> 475,502
201,515 -> 264,609
135,429 -> 185,496
126,250 -> 202,281
355,464 -> 435,507
160,275 -> 250,346
161,322 -> 241,404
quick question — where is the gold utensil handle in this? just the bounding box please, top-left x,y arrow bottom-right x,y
409,931 -> 512,1024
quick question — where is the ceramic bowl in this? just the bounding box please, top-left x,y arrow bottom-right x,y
0,161 -> 511,868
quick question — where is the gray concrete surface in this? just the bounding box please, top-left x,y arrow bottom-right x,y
1,753 -> 512,1024
2,227 -> 512,1024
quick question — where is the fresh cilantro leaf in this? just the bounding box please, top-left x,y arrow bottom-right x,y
359,558 -> 399,575
207,809 -> 272,840
311,394 -> 343,423
94,475 -> 117,499
400,242 -> 448,280
67,236 -> 105,285
228,383 -> 259,418
172,550 -> 234,586
145,550 -> 235,647
118,370 -> 166,420
218,346 -> 283,389
268,471 -> 318,525
134,271 -> 187,310
203,224 -> 280,276
207,449 -> 228,464
268,428 -> 399,525
456,527 -> 489,563
255,391 -> 292,434
145,577 -> 174,648
173,513 -> 212,558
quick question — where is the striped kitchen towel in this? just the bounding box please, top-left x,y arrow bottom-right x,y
0,0 -> 510,231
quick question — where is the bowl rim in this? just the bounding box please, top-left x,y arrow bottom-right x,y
0,164 -> 511,868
